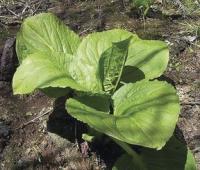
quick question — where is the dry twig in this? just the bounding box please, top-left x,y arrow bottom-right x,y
15,108 -> 52,130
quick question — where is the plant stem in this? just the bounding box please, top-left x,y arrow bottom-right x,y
112,138 -> 146,169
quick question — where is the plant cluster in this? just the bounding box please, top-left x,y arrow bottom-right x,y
12,13 -> 197,169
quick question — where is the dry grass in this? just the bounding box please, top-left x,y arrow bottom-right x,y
0,0 -> 49,25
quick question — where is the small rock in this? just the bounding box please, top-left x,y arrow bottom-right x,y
0,37 -> 17,82
17,159 -> 23,167
183,36 -> 198,43
25,111 -> 33,116
0,121 -> 10,153
0,121 -> 10,137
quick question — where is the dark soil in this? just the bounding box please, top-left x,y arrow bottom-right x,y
0,0 -> 200,169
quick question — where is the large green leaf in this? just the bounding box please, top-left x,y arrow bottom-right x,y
112,137 -> 197,170
70,29 -> 137,92
99,37 -> 131,94
13,51 -> 84,94
66,80 -> 180,149
125,39 -> 169,80
71,29 -> 169,92
41,87 -> 70,98
112,80 -> 179,149
16,13 -> 81,62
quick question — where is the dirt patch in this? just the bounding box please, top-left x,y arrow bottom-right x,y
0,83 -> 104,169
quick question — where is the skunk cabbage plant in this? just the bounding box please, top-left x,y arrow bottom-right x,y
131,0 -> 155,16
132,0 -> 154,8
13,13 -> 196,169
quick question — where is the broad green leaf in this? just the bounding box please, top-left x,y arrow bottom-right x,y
120,66 -> 145,84
73,94 -> 110,113
71,29 -> 169,92
112,137 -> 197,170
66,95 -> 118,138
70,29 -> 138,92
13,51 -> 84,94
16,13 -> 80,62
99,37 -> 131,94
41,87 -> 70,98
66,80 -> 180,149
126,40 -> 169,80
112,80 -> 179,149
